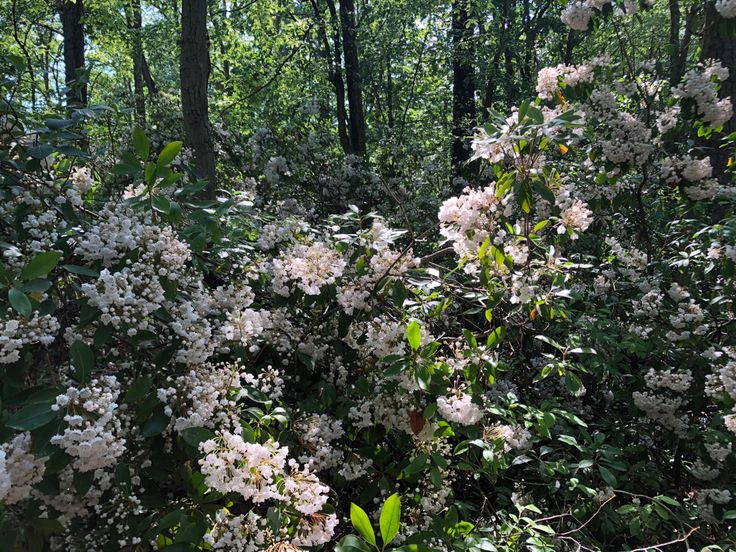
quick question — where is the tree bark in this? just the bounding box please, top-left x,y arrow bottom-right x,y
701,0 -> 736,179
451,0 -> 476,186
315,0 -> 351,153
668,0 -> 681,85
339,0 -> 367,155
180,0 -> 217,196
59,0 -> 87,107
126,0 -> 146,123
142,53 -> 158,96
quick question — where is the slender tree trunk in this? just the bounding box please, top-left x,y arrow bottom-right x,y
312,0 -> 351,153
126,0 -> 146,123
701,0 -> 736,179
339,0 -> 367,155
59,0 -> 87,107
668,0 -> 682,85
141,54 -> 158,96
451,0 -> 476,186
563,28 -> 575,64
180,0 -> 217,196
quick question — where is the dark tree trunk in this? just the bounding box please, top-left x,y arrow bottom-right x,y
180,0 -> 217,196
339,0 -> 367,155
126,0 -> 146,123
451,0 -> 476,186
312,0 -> 351,153
59,0 -> 87,107
563,28 -> 575,64
668,0 -> 681,85
701,0 -> 736,179
142,53 -> 158,96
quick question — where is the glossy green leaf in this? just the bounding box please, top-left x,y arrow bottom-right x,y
350,503 -> 376,547
379,493 -> 401,547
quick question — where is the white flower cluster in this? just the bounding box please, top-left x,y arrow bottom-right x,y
661,155 -> 718,201
271,241 -> 346,296
198,432 -> 338,547
438,185 -> 505,260
256,217 -> 309,250
672,60 -> 733,130
558,199 -> 594,238
486,424 -> 533,451
0,432 -> 46,504
589,89 -> 653,166
632,391 -> 687,435
77,204 -> 192,333
0,313 -> 59,364
65,167 -> 94,206
716,0 -> 736,18
50,376 -> 126,472
560,0 -> 610,30
437,393 -> 483,425
295,414 -> 345,471
199,432 -> 288,502
536,63 -> 595,100
281,464 -> 331,515
158,363 -> 246,433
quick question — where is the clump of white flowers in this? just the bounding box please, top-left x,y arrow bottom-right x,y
199,432 -> 288,502
437,393 -> 483,425
716,0 -> 736,18
438,185 -> 505,260
271,241 -> 347,296
50,376 -> 126,472
0,432 -> 46,505
536,63 -> 595,99
672,60 -> 733,130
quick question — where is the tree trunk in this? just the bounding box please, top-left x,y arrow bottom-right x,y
142,53 -> 158,96
59,0 -> 87,107
701,0 -> 736,179
311,0 -> 351,153
126,0 -> 146,123
180,0 -> 217,196
668,0 -> 681,85
339,0 -> 367,155
451,0 -> 476,186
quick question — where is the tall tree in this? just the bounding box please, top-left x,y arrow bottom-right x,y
180,0 -> 217,196
126,0 -> 146,123
451,0 -> 476,186
59,0 -> 87,106
701,1 -> 736,179
339,0 -> 367,155
311,0 -> 352,153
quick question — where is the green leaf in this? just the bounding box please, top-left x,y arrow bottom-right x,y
61,264 -> 99,277
180,427 -> 216,448
141,407 -> 170,437
519,182 -> 533,214
157,141 -> 183,166
6,402 -> 57,430
379,493 -> 401,547
132,127 -> 150,160
152,195 -> 171,214
406,320 -> 421,351
70,341 -> 94,383
336,535 -> 373,552
405,453 -> 429,475
598,465 -> 617,487
350,503 -> 377,547
26,144 -> 53,159
125,377 -> 152,403
486,326 -> 506,348
8,288 -> 32,317
21,251 -> 62,280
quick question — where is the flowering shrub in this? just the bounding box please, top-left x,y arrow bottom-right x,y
1,20 -> 735,552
